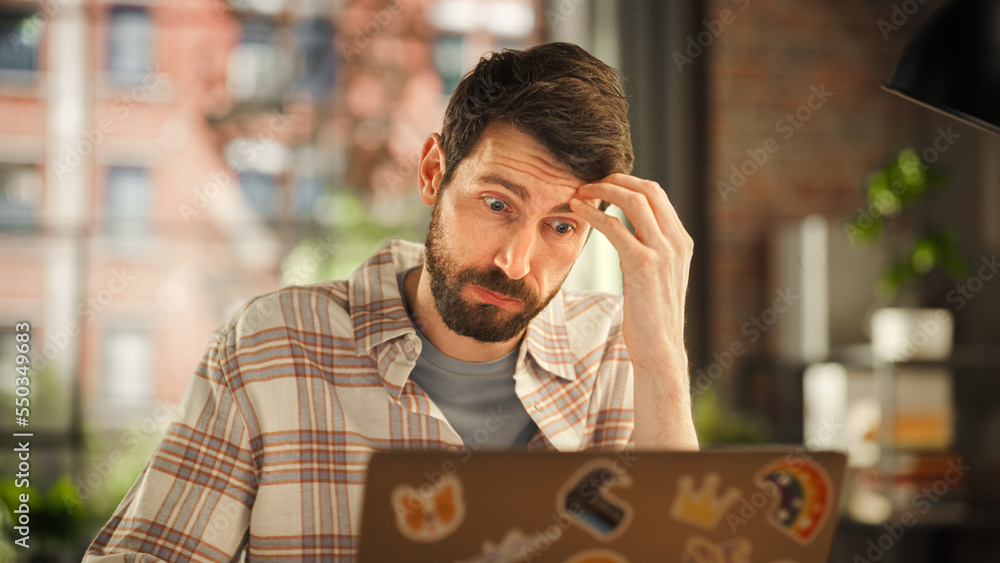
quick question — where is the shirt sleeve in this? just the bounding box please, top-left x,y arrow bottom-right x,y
83,327 -> 258,563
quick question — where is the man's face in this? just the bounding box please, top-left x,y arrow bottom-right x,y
422,123 -> 599,343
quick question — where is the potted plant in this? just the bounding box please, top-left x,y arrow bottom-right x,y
844,147 -> 969,362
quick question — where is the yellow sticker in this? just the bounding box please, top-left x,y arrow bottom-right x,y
670,472 -> 742,531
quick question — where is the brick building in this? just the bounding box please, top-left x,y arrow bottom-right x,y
2,0 -> 998,559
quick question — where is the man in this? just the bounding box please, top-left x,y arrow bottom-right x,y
85,42 -> 697,561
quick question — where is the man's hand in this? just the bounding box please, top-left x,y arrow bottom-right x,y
570,174 -> 699,450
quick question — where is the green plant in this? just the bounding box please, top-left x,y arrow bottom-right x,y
281,187 -> 428,286
693,388 -> 772,445
844,147 -> 968,300
0,476 -> 91,560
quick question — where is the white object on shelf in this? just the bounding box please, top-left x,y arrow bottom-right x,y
870,308 -> 954,363
803,362 -> 882,468
803,362 -> 848,449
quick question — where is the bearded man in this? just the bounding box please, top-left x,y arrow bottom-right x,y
85,41 -> 697,561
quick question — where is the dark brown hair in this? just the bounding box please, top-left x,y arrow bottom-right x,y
440,42 -> 633,207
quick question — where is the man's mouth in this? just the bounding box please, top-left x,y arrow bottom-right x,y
469,285 -> 522,308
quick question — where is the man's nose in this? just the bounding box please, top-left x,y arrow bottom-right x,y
494,225 -> 536,280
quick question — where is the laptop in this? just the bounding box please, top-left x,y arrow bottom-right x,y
357,448 -> 848,562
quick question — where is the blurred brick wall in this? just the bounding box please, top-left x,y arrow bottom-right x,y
705,0 -> 945,372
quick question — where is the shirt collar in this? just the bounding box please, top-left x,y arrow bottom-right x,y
520,291 -> 578,381
349,238 -> 579,382
348,238 -> 424,355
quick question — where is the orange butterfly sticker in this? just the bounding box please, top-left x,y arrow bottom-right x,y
391,474 -> 467,542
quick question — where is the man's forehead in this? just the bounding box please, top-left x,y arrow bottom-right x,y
469,124 -> 583,190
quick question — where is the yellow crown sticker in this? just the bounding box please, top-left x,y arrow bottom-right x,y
670,472 -> 742,531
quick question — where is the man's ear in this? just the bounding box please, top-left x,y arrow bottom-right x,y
418,133 -> 445,206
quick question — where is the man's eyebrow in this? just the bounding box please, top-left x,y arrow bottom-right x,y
477,172 -> 529,202
476,172 -> 577,215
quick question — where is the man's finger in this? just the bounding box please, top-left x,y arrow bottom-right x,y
570,198 -> 641,257
584,174 -> 683,235
576,182 -> 661,244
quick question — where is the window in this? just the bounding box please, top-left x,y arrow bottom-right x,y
98,329 -> 154,413
295,18 -> 335,99
0,164 -> 42,230
0,9 -> 42,79
238,171 -> 278,219
0,329 -> 17,398
434,35 -> 465,96
293,175 -> 325,220
105,166 -> 150,235
108,6 -> 153,84
227,18 -> 287,102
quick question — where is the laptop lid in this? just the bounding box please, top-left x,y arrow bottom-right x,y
358,448 -> 847,562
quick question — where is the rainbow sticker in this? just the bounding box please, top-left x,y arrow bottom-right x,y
755,458 -> 833,545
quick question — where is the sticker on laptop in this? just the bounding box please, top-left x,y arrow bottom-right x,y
454,528 -> 536,563
682,536 -> 752,563
563,548 -> 629,563
556,458 -> 634,541
391,474 -> 466,542
670,472 -> 742,531
755,457 -> 833,545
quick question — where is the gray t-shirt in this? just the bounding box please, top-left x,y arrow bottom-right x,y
397,268 -> 538,449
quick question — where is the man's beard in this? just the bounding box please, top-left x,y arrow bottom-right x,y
423,205 -> 563,343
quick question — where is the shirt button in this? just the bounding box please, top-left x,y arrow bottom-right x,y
404,340 -> 415,351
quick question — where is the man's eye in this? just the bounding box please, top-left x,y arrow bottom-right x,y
484,197 -> 508,212
551,221 -> 574,234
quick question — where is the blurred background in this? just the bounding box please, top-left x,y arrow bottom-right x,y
0,0 -> 998,560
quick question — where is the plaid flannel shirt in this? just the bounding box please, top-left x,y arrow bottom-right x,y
84,238 -> 635,562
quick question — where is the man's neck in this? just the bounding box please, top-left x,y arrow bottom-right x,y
403,266 -> 523,363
